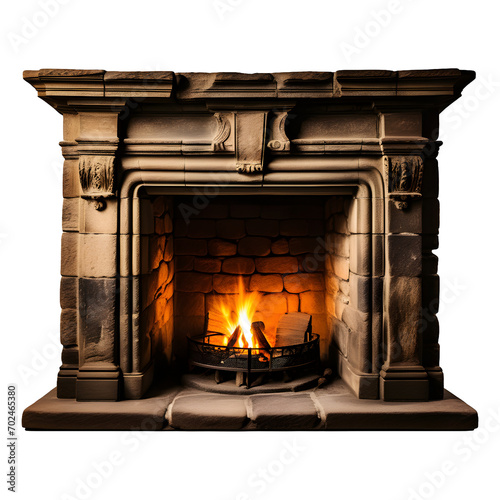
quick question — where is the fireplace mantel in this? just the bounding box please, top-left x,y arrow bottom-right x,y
22,69 -> 478,430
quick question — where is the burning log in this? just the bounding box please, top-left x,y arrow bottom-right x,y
226,325 -> 244,348
250,321 -> 271,350
275,312 -> 312,346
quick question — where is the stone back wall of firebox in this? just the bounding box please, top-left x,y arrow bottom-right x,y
141,194 -> 355,371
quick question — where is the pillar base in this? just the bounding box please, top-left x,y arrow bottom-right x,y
380,366 -> 429,401
76,364 -> 121,401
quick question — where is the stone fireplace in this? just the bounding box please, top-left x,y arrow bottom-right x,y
22,68 -> 478,430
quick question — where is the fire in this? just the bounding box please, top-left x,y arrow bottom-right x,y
213,278 -> 270,349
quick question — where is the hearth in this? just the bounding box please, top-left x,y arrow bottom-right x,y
22,68 -> 478,430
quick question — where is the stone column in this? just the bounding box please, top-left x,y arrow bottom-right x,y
69,110 -> 122,401
378,111 -> 436,401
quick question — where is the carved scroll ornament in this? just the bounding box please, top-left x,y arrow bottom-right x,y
79,155 -> 115,210
384,156 -> 423,210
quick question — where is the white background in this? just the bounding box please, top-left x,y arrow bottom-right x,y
1,0 -> 499,499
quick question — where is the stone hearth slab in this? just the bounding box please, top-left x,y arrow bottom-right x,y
249,394 -> 321,430
23,380 -> 477,430
22,386 -> 178,430
169,394 -> 248,430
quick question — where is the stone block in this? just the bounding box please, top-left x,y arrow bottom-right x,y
330,316 -> 349,355
299,253 -> 326,273
60,277 -> 78,309
349,234 -> 370,276
155,216 -> 166,235
164,213 -> 173,233
422,252 -> 438,276
164,236 -> 174,262
386,198 -> 423,234
62,198 -> 80,232
332,255 -> 349,280
222,257 -> 255,274
173,217 -> 188,237
421,159 -> 439,198
331,234 -> 350,258
246,219 -> 279,237
271,238 -> 289,255
194,257 -> 221,273
422,198 -> 440,235
238,236 -> 271,256
300,291 -> 325,314
169,395 -> 248,430
80,234 -> 118,278
213,275 -> 250,293
283,273 -> 324,293
255,256 -> 298,274
174,292 -> 205,317
158,260 -> 173,287
422,274 -> 440,312
149,235 -> 165,270
192,203 -> 228,219
286,293 -> 299,312
349,273 -> 371,313
343,307 -> 371,373
78,278 -> 117,364
423,343 -> 440,367
261,204 -> 293,219
216,219 -> 245,239
308,219 -> 325,236
347,197 -> 371,234
385,276 -> 422,364
61,232 -> 79,277
152,197 -> 166,217
382,111 -> 422,136
249,274 -> 283,292
60,308 -> 77,345
62,159 -> 80,198
289,237 -> 323,255
422,234 -> 439,251
174,238 -> 207,256
334,213 -> 348,234
208,239 -> 237,256
292,204 -> 324,219
280,219 -> 308,236
386,234 -> 422,277
186,219 -> 216,239
256,293 -> 288,314
175,256 -> 194,271
421,315 -> 439,344
250,394 -> 320,430
229,204 -> 261,218
175,272 -> 212,293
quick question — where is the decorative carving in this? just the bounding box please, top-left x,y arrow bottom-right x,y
267,111 -> 291,151
236,163 -> 263,174
211,113 -> 231,151
235,112 -> 267,175
79,156 -> 115,210
384,156 -> 423,210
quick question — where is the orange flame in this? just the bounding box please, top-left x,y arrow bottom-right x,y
213,278 -> 264,348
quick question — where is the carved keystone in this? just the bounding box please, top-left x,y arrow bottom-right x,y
235,112 -> 268,174
384,156 -> 423,210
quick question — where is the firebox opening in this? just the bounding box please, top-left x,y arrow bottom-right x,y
140,193 -> 354,385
